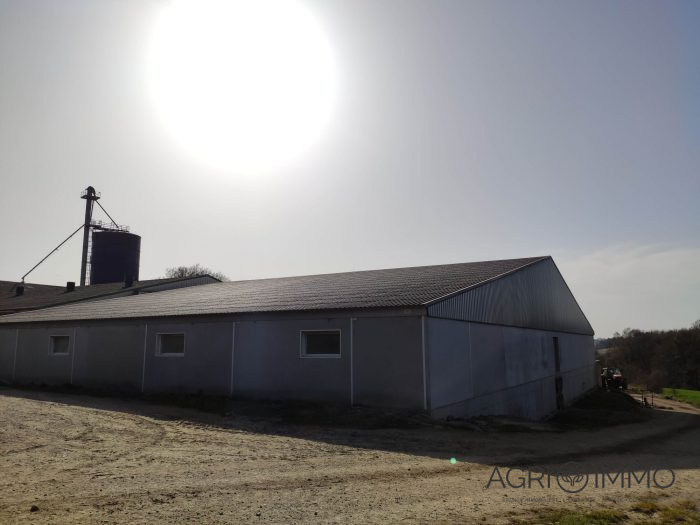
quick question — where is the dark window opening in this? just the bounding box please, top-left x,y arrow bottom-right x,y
50,335 -> 70,355
157,333 -> 185,355
301,331 -> 340,357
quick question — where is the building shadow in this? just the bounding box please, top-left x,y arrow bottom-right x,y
1,385 -> 699,476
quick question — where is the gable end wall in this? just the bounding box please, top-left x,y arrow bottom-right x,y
427,258 -> 593,336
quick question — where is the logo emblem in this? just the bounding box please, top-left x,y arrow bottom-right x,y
555,462 -> 589,493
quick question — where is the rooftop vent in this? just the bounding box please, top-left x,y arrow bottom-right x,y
15,285 -> 24,296
66,281 -> 75,292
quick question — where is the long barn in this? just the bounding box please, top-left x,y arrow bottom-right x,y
0,256 -> 595,420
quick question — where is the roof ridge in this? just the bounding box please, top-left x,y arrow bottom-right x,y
219,256 -> 550,286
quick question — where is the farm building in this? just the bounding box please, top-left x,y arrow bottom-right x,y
0,256 -> 596,420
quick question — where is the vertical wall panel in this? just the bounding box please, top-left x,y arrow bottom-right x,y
426,318 -> 472,409
353,316 -> 423,409
72,322 -> 145,390
143,320 -> 232,395
0,328 -> 16,382
469,323 -> 508,397
14,326 -> 73,385
233,317 -> 350,403
428,319 -> 595,419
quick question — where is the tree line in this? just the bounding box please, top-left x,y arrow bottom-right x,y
598,320 -> 700,392
164,264 -> 229,282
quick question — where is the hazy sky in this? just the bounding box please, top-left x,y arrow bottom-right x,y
1,0 -> 698,337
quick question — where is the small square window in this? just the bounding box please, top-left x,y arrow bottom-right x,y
301,330 -> 340,358
49,335 -> 70,355
157,333 -> 185,356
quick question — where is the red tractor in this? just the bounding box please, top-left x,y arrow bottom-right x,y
601,367 -> 627,390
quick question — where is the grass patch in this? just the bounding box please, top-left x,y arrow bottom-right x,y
631,499 -> 662,515
513,498 -> 700,525
661,388 -> 700,408
627,496 -> 700,524
656,501 -> 699,524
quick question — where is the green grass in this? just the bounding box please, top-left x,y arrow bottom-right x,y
661,388 -> 700,408
631,499 -> 662,515
654,500 -> 700,524
630,496 -> 700,525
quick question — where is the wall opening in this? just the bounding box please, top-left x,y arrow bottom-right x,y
156,333 -> 185,356
553,336 -> 564,409
49,335 -> 70,356
300,330 -> 341,358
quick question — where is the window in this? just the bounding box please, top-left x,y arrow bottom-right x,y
300,330 -> 341,358
49,335 -> 70,355
157,333 -> 185,356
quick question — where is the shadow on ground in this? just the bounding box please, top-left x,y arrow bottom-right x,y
2,384 -> 699,475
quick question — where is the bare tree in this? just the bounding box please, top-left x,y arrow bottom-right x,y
164,264 -> 229,282
692,319 -> 700,330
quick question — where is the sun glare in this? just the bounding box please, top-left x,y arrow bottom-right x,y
147,0 -> 337,173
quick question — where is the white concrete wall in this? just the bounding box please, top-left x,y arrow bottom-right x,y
233,317 -> 351,403
0,314 -> 427,411
2,314 -> 594,419
557,332 -> 598,405
72,323 -> 145,391
425,318 -> 472,408
144,319 -> 232,395
13,325 -> 74,385
427,319 -> 595,420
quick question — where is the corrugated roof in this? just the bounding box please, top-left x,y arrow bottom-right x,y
0,257 -> 547,324
0,276 -> 220,315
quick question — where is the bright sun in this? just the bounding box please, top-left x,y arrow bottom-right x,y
147,0 -> 336,173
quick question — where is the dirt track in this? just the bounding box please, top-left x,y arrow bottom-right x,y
1,388 -> 699,524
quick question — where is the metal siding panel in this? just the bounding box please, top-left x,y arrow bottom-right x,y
426,318 -> 472,409
428,259 -> 593,335
233,317 -> 351,403
353,316 -> 424,409
0,328 -> 16,382
430,325 -> 595,419
72,323 -> 145,390
144,319 -> 233,395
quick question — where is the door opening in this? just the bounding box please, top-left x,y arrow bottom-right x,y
553,337 -> 564,409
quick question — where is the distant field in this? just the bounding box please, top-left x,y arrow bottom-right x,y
662,388 -> 700,408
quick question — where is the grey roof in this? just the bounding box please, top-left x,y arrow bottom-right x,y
0,257 -> 547,324
0,275 -> 221,315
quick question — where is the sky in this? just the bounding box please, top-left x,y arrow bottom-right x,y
0,0 -> 698,337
